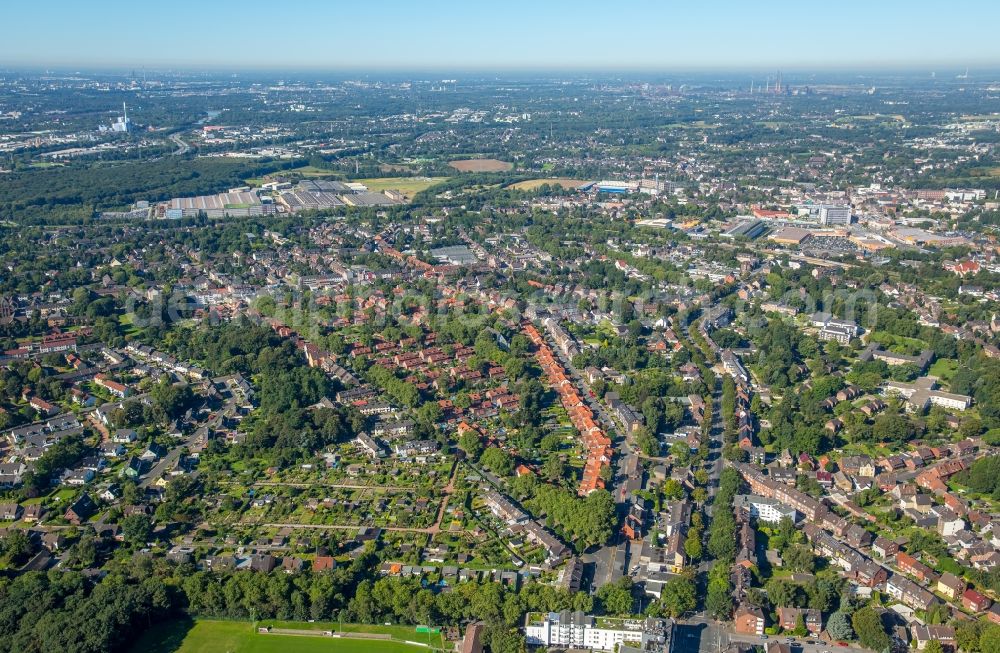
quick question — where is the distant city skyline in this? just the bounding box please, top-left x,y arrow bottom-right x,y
5,0 -> 1000,71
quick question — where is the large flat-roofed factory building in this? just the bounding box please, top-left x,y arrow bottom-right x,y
166,190 -> 271,218
279,180 -> 403,211
278,180 -> 347,211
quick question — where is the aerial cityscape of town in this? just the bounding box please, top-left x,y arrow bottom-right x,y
3,7 -> 1000,653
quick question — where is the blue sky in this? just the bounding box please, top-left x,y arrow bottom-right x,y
5,0 -> 1000,71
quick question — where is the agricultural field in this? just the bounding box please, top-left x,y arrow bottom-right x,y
958,113 -> 1000,121
447,158 -> 513,172
508,178 -> 587,191
130,619 -> 444,653
354,177 -> 450,196
969,166 -> 1000,178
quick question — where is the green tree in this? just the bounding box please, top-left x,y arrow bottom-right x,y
657,577 -> 697,618
827,611 -> 854,641
542,455 -> 565,482
705,583 -> 733,621
596,578 -> 634,616
480,447 -> 514,477
458,431 -> 483,460
150,380 -> 194,419
662,479 -> 685,500
487,626 -> 525,653
122,514 -> 153,546
707,510 -> 736,561
635,428 -> 660,457
784,544 -> 815,573
706,564 -> 733,620
851,607 -> 889,651
67,535 -> 97,569
872,412 -> 913,443
670,441 -> 691,465
1,529 -> 34,565
924,641 -> 944,653
981,623 -> 1000,653
765,579 -> 800,608
955,620 -> 985,653
684,531 -> 703,561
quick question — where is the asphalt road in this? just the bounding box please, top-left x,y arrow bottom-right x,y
139,448 -> 179,489
170,133 -> 190,155
675,620 -> 873,653
705,373 -> 725,501
546,333 -> 635,592
139,428 -> 201,489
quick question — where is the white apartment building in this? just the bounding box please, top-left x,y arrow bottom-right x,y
735,494 -> 798,524
525,612 -> 672,651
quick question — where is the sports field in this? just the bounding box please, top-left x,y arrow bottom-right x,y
508,178 -> 587,191
448,158 -> 512,172
354,177 -> 450,196
130,619 -> 443,653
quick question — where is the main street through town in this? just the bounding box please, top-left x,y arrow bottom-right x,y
544,325 -> 636,592
555,305 -> 735,598
547,300 -> 870,649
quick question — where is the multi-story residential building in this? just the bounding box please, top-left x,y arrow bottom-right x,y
897,552 -> 936,583
776,607 -> 822,635
886,575 -> 937,611
840,455 -> 876,478
883,377 -> 971,412
734,604 -> 766,636
872,536 -> 899,559
963,588 -> 991,612
660,500 -> 691,538
937,572 -> 966,600
721,350 -> 750,384
911,625 -> 956,651
735,494 -> 797,524
524,612 -> 673,651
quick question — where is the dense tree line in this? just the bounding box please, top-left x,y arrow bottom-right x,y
955,454 -> 1000,499
0,157 -> 301,222
0,566 -> 172,653
168,320 -> 362,464
750,319 -> 807,389
527,486 -> 616,552
952,355 -> 1000,430
0,548 -> 609,653
704,468 -> 741,620
706,468 -> 740,563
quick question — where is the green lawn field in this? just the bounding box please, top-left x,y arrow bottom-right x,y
288,165 -> 341,177
508,178 -> 586,191
246,166 -> 340,186
354,177 -> 449,196
929,358 -> 959,383
130,619 -> 440,653
871,331 -> 927,355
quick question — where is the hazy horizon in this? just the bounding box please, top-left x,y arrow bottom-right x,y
5,0 -> 1000,71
